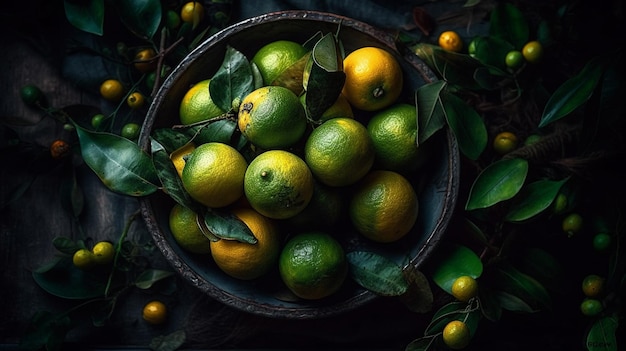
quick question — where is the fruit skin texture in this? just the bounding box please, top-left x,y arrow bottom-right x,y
126,92 -> 145,109
238,85 -> 307,150
73,248 -> 96,270
169,203 -> 212,254
121,123 -> 140,140
92,241 -> 115,265
133,48 -> 157,73
562,213 -> 583,237
580,298 -> 603,317
142,300 -> 167,325
180,1 -> 204,24
279,231 -> 348,300
244,150 -> 314,219
451,276 -> 478,302
438,30 -> 463,52
442,320 -> 471,350
349,170 -> 419,243
493,131 -> 519,155
367,103 -> 422,172
170,143 -> 196,178
592,233 -> 612,252
210,207 -> 281,280
342,46 -> 403,111
251,40 -> 308,86
179,79 -> 225,125
522,40 -> 543,63
505,50 -> 524,69
100,79 -> 125,102
50,139 -> 71,160
582,274 -> 604,298
304,117 -> 374,187
182,142 -> 248,208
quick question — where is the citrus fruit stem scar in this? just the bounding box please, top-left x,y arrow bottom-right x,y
373,87 -> 385,98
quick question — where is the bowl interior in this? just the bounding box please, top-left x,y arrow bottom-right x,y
139,10 -> 459,319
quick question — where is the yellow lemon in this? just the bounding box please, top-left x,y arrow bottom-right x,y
181,142 -> 247,208
179,79 -> 225,125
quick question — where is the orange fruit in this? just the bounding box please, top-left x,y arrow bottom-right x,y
342,46 -> 403,111
522,41 -> 543,63
181,142 -> 247,208
92,241 -> 115,265
367,103 -> 424,172
442,320 -> 471,349
100,79 -> 125,102
349,170 -> 419,243
278,231 -> 348,300
493,131 -> 519,155
304,117 -> 374,187
142,300 -> 167,325
179,79 -> 225,125
582,274 -> 604,298
451,276 -> 478,302
251,40 -> 308,86
237,85 -> 307,150
72,248 -> 95,270
438,30 -> 463,52
244,150 -> 314,219
168,203 -> 212,254
210,207 -> 281,280
133,48 -> 157,73
180,2 -> 204,24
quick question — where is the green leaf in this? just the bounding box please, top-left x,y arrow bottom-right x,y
74,123 -> 159,197
304,33 -> 346,122
489,3 -> 529,49
442,92 -> 487,160
210,45 -> 255,113
150,329 -> 187,351
135,269 -> 175,289
52,237 -> 80,256
425,300 -> 482,337
398,265 -> 433,313
431,245 -> 483,293
113,0 -> 162,40
505,178 -> 568,222
152,128 -> 193,153
416,80 -> 447,145
186,119 -> 238,145
465,158 -> 528,210
64,0 -> 104,36
32,258 -> 107,299
405,335 -> 437,351
204,209 -> 257,243
433,50 -> 484,90
150,139 -> 196,209
538,56 -> 605,128
491,263 -> 551,312
347,251 -> 409,296
586,316 -> 618,351
471,36 -> 515,71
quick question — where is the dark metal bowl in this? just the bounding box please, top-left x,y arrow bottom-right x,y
138,10 -> 459,319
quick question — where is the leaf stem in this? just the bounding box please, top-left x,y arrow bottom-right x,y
104,209 -> 141,297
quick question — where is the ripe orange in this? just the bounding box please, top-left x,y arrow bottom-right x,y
210,207 -> 281,280
349,170 -> 419,243
180,2 -> 204,25
142,300 -> 167,325
438,30 -> 463,52
100,79 -> 125,102
133,48 -> 157,73
342,46 -> 403,111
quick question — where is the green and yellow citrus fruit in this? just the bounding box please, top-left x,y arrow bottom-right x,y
287,182 -> 345,230
342,46 -> 403,111
170,143 -> 196,178
142,300 -> 168,325
442,320 -> 471,349
367,103 -> 423,172
210,207 -> 281,280
300,92 -> 354,123
181,142 -> 247,208
251,40 -> 308,86
244,150 -> 314,219
304,117 -> 374,187
179,79 -> 225,125
92,241 -> 115,265
451,276 -> 478,302
238,85 -> 307,150
349,170 -> 419,243
73,248 -> 96,270
169,203 -> 212,254
279,231 -> 348,300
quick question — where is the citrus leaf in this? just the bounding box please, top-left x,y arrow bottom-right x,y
489,2 -> 529,49
405,335 -> 437,351
505,178 -> 568,222
64,0 -> 104,36
186,119 -> 238,145
432,50 -> 484,90
538,56 -> 605,128
416,80 -> 447,145
150,139 -> 196,209
52,237 -> 80,256
347,251 -> 409,296
304,33 -> 346,123
471,36 -> 515,71
273,53 -> 310,95
152,128 -> 193,153
431,245 -> 483,293
134,269 -> 175,289
491,263 -> 551,312
32,258 -> 107,299
204,209 -> 257,244
442,92 -> 487,160
210,45 -> 255,113
398,265 -> 433,313
113,0 -> 162,40
425,299 -> 482,337
465,158 -> 528,210
73,123 -> 159,196
586,316 -> 618,351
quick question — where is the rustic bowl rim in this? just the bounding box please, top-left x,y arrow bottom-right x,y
138,10 -> 459,319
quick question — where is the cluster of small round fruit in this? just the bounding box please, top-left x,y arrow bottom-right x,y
166,37 -> 428,301
72,241 -> 115,270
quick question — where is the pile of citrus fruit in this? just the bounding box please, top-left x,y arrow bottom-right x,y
164,36 -> 431,301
